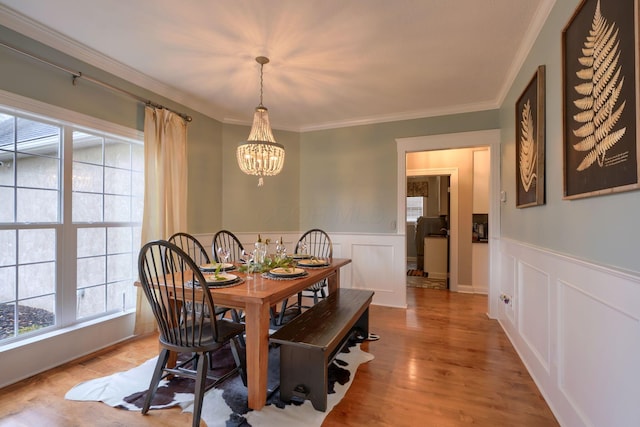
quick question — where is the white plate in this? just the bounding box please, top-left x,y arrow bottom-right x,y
297,258 -> 330,267
202,272 -> 238,285
200,262 -> 234,271
269,267 -> 306,277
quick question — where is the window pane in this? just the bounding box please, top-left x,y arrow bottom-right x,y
0,302 -> 16,339
107,280 -> 134,311
131,171 -> 143,196
18,295 -> 55,334
77,285 -> 105,318
77,256 -> 106,289
0,266 -> 16,303
16,155 -> 59,190
104,195 -> 130,222
73,162 -> 103,192
131,144 -> 143,172
107,253 -> 131,282
132,196 -> 144,221
0,113 -> 15,150
73,192 -> 103,222
407,196 -> 424,222
17,188 -> 58,222
0,230 -> 16,266
0,188 -> 14,222
104,139 -> 131,168
107,227 -> 131,254
77,228 -> 106,257
73,131 -> 103,164
0,151 -> 14,185
19,229 -> 55,264
16,117 -> 60,158
132,226 -> 142,254
18,262 -> 55,299
104,167 -> 131,195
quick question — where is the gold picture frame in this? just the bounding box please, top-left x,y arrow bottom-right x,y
562,0 -> 640,199
516,65 -> 546,208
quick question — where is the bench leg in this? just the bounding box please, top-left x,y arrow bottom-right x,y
279,346 -> 329,412
354,307 -> 370,339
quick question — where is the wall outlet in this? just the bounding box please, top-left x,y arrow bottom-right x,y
500,293 -> 512,306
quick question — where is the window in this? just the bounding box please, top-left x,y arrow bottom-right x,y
406,196 -> 424,222
0,106 -> 143,343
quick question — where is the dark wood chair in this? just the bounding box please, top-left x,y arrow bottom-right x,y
168,232 -> 231,319
138,240 -> 246,427
278,229 -> 333,325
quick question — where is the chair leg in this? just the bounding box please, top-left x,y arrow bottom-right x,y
270,306 -> 279,327
142,348 -> 170,414
277,299 -> 288,326
192,352 -> 209,427
229,336 -> 247,387
231,309 -> 243,323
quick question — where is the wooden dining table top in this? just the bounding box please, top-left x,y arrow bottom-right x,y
205,258 -> 350,305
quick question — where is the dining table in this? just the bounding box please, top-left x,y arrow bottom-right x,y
136,257 -> 352,411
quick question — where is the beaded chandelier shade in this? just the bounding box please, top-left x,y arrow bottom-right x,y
236,56 -> 285,186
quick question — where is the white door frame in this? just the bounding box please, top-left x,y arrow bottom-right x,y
396,129 -> 501,317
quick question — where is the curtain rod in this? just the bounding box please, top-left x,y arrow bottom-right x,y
0,40 -> 192,122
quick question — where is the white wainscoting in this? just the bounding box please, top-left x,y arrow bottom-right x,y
196,232 -> 407,308
498,238 -> 640,427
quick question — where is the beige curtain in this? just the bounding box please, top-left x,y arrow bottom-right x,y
134,106 -> 188,335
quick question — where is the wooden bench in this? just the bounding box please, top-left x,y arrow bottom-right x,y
269,288 -> 374,411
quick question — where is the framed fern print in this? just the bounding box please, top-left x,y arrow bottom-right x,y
562,0 -> 640,199
516,65 -> 546,208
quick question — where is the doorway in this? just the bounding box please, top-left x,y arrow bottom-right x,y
406,167 -> 459,292
396,129 -> 500,317
406,174 -> 450,290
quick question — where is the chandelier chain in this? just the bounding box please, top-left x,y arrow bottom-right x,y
259,62 -> 264,107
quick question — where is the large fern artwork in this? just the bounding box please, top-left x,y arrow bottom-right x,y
519,100 -> 537,192
571,0 -> 626,171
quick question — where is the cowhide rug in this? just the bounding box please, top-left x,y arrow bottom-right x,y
65,339 -> 373,427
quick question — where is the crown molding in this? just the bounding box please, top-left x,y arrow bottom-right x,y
297,101 -> 499,132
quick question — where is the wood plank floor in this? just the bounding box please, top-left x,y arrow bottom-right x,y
0,288 -> 559,426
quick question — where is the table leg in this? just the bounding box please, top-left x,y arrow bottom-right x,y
327,269 -> 339,294
244,300 -> 271,410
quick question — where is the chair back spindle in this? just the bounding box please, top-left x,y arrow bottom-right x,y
212,230 -> 245,263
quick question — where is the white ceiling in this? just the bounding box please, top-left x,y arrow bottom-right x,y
0,0 -> 554,131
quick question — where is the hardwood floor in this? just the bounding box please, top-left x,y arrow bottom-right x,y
0,288 -> 559,426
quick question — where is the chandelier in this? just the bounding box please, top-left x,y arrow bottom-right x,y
237,56 -> 285,186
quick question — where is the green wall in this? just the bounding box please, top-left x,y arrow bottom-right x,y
499,0 -> 640,273
299,111 -> 499,233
